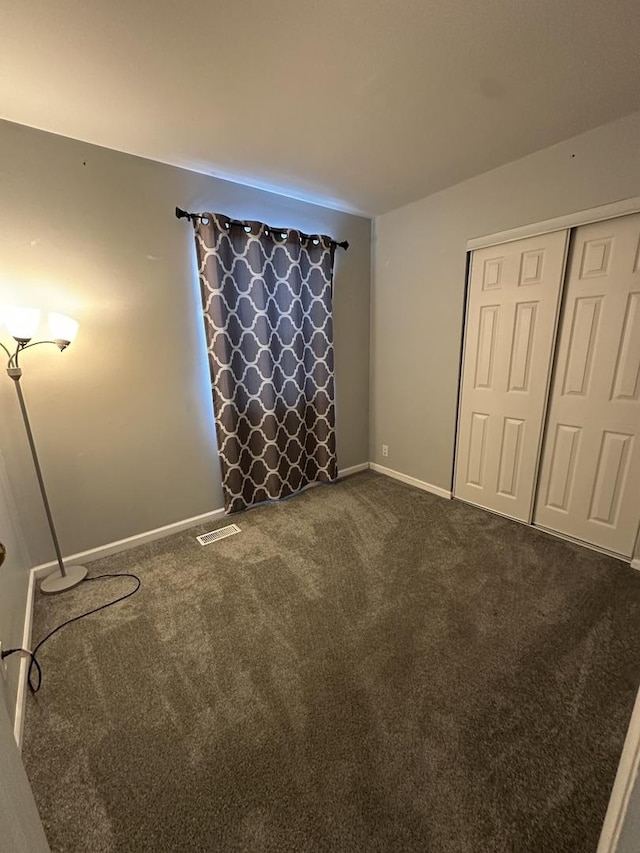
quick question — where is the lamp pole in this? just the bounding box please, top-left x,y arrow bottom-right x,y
1,333 -> 87,594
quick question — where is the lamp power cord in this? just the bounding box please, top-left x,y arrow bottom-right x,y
1,572 -> 141,693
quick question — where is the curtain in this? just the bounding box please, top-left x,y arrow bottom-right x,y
193,212 -> 339,513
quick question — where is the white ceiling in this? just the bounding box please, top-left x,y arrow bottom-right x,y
1,0 -> 640,216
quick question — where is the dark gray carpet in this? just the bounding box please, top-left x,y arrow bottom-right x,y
22,471 -> 640,853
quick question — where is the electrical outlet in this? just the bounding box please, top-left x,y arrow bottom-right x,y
382,444 -> 389,458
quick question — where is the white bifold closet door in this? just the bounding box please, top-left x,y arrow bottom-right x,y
534,213 -> 640,557
455,230 -> 569,521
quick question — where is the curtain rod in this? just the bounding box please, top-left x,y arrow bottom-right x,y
175,207 -> 349,251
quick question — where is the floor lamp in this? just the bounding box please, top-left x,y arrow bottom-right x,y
1,306 -> 88,594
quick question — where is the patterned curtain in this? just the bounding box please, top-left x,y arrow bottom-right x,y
193,212 -> 339,513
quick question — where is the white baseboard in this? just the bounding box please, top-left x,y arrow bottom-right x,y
14,462 -> 376,746
17,466 -> 372,732
369,462 -> 452,500
631,558 -> 640,572
597,686 -> 640,853
29,466 -> 369,581
17,506 -> 227,745
13,567 -> 36,750
18,470 -> 368,735
337,462 -> 369,478
30,507 -> 227,579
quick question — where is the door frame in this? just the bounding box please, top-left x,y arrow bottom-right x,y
466,194 -> 640,252
597,685 -> 640,853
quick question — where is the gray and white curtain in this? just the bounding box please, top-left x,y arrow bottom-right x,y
193,212 -> 338,513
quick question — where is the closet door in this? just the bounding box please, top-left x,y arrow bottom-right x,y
534,213 -> 640,557
455,230 -> 569,521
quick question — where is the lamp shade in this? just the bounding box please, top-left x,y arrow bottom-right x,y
48,312 -> 79,345
2,306 -> 41,341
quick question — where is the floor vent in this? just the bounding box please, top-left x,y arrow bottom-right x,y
196,524 -> 241,546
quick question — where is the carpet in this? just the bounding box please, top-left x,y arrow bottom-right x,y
22,471 -> 640,852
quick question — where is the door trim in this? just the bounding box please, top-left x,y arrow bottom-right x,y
597,685 -> 640,853
451,252 -> 473,497
466,195 -> 640,252
451,251 -> 473,496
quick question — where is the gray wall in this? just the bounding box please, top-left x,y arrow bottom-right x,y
371,109 -> 640,495
0,447 -> 30,721
0,120 -> 371,566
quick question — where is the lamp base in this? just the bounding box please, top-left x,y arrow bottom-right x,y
40,564 -> 88,594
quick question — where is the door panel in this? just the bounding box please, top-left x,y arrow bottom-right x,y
455,230 -> 569,521
496,418 -> 525,497
588,431 -> 633,524
534,213 -> 640,556
466,412 -> 489,487
611,292 -> 640,400
544,424 -> 582,511
507,302 -> 537,391
562,296 -> 602,395
474,305 -> 499,388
